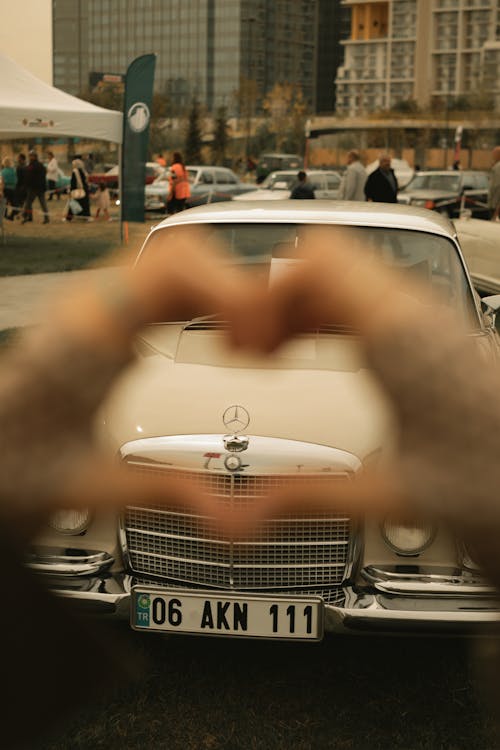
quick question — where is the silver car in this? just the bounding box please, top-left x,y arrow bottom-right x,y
233,170 -> 342,201
30,200 -> 500,640
145,165 -> 257,212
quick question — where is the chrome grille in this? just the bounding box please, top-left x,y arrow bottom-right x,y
123,462 -> 352,594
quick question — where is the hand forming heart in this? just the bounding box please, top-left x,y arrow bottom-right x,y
2,224 -> 500,588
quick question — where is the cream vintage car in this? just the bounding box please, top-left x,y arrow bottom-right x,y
30,201 -> 500,640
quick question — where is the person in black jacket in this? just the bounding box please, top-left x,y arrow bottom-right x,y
22,149 -> 49,223
290,170 -> 315,199
12,153 -> 27,220
364,153 -> 398,203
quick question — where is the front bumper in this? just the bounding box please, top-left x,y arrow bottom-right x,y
30,550 -> 500,636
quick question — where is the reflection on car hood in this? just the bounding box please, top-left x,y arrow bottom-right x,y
102,325 -> 395,461
401,188 -> 458,200
234,189 -> 291,201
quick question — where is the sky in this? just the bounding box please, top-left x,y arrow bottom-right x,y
0,0 -> 52,84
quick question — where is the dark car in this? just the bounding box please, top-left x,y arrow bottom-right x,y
255,152 -> 303,183
397,170 -> 490,218
145,166 -> 258,213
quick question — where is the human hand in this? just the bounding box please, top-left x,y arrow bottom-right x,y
225,227 -> 500,584
0,227 -> 248,537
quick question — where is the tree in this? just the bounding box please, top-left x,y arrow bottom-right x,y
262,83 -> 308,152
212,106 -> 229,165
80,84 -> 124,112
148,93 -> 174,158
185,99 -> 203,164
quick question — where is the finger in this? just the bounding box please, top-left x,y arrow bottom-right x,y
222,469 -> 411,538
60,459 -> 232,525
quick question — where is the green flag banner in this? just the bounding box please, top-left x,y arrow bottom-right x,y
121,54 -> 156,223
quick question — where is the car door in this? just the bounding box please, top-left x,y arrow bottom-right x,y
310,172 -> 341,199
464,173 -> 490,218
309,173 -> 327,198
191,168 -> 216,204
214,168 -> 239,198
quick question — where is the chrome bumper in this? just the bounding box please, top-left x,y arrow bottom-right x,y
29,552 -> 500,634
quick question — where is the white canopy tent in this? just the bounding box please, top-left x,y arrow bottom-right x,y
0,53 -> 122,143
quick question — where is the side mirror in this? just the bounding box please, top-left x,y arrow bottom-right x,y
481,295 -> 500,329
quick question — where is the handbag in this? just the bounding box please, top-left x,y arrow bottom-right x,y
69,198 -> 83,214
71,168 -> 86,199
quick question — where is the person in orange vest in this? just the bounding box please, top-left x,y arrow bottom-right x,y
168,151 -> 191,213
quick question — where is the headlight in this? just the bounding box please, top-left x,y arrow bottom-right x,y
48,508 -> 90,535
381,517 -> 435,556
410,199 -> 427,207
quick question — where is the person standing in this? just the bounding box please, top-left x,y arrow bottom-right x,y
168,151 -> 191,213
364,153 -> 398,203
66,158 -> 91,221
338,150 -> 367,201
290,170 -> 315,199
22,150 -> 49,224
488,146 -> 500,222
12,153 -> 28,220
46,150 -> 60,201
1,157 -> 17,220
83,153 -> 94,175
94,182 -> 111,221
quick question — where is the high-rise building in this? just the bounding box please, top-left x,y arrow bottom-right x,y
335,0 -> 500,117
52,0 -> 320,114
315,0 -> 351,113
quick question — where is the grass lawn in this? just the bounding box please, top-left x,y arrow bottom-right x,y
0,200 -> 151,275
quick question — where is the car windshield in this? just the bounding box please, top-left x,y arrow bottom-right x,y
405,174 -> 461,192
261,173 -> 298,190
141,223 -> 477,326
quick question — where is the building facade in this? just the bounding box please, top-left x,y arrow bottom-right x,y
335,0 -> 500,116
52,0 -> 320,114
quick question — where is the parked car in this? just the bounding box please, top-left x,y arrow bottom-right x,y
454,217 -> 500,295
233,169 -> 342,201
398,170 -> 490,218
30,201 -> 500,640
145,165 -> 257,213
88,161 -> 162,193
255,152 -> 303,183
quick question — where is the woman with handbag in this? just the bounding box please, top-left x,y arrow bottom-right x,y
65,158 -> 91,221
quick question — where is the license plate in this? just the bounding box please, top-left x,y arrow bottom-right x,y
131,588 -> 324,641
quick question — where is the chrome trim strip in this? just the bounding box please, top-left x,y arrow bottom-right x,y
363,564 -> 497,596
374,581 -> 497,596
46,575 -> 500,632
120,435 -> 362,474
28,550 -> 114,577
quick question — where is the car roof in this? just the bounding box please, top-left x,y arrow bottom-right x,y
411,170 -> 486,175
187,165 -> 233,170
150,199 -> 457,239
259,153 -> 301,158
268,169 -> 339,175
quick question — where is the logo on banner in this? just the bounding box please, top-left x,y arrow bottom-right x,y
127,102 -> 150,133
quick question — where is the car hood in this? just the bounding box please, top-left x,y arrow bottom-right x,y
101,324 -> 396,462
400,188 -> 456,201
145,184 -> 168,196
